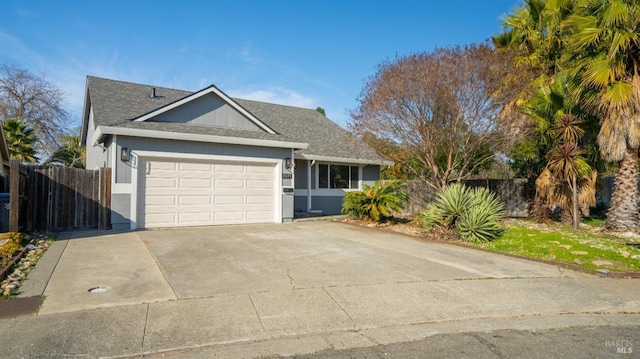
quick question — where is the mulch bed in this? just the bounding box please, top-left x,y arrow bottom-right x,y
0,296 -> 43,319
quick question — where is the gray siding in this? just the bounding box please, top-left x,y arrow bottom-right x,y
311,196 -> 343,215
85,107 -> 109,169
363,165 -> 380,187
294,195 -> 307,212
294,160 -> 308,189
151,93 -> 262,131
111,193 -> 131,230
116,140 -> 133,183
115,137 -> 290,184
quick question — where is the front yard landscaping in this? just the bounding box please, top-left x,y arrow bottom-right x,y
348,217 -> 640,275
0,232 -> 53,298
477,218 -> 640,274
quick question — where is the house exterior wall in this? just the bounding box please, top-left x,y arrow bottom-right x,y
362,165 -> 380,187
294,159 -> 308,189
294,196 -> 307,212
114,137 -> 290,184
151,93 -> 261,131
109,135 -> 292,229
293,163 -> 382,215
85,107 -> 109,169
311,196 -> 343,215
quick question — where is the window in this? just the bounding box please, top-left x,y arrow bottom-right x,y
318,164 -> 359,189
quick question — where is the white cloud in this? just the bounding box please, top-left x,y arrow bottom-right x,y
227,87 -> 315,108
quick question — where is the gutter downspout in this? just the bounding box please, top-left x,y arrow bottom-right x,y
307,160 -> 315,211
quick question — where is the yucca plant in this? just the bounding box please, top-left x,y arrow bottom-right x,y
341,180 -> 409,222
419,184 -> 505,243
457,196 -> 505,243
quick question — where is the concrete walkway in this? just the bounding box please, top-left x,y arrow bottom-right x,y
2,221 -> 639,358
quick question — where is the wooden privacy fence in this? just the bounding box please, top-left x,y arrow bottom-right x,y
402,178 -> 531,218
8,160 -> 111,232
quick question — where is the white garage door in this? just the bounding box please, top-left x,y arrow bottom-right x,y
138,158 -> 276,228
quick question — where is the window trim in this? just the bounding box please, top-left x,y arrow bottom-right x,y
316,163 -> 362,191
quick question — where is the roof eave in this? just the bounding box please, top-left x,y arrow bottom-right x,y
295,153 -> 393,166
93,126 -> 308,150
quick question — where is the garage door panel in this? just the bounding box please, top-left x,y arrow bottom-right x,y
180,162 -> 213,172
247,195 -> 273,205
247,180 -> 273,189
149,161 -> 177,172
214,211 -> 244,221
145,213 -> 177,225
215,164 -> 244,173
215,195 -> 244,205
146,177 -> 177,190
179,195 -> 212,205
246,211 -> 273,220
247,166 -> 273,173
179,178 -> 212,189
178,212 -> 212,223
146,195 -> 176,206
215,179 -> 245,189
140,159 -> 276,228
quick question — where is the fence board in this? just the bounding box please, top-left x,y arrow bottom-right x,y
9,160 -> 20,232
5,163 -> 111,232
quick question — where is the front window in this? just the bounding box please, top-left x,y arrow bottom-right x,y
318,164 -> 359,189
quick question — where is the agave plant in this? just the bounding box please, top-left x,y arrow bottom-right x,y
418,183 -> 473,229
341,180 -> 409,222
419,184 -> 505,243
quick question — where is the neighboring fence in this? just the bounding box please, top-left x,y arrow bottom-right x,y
403,177 -> 628,218
403,178 -> 532,218
7,160 -> 111,232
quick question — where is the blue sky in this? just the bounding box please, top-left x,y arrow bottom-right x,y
0,0 -> 521,130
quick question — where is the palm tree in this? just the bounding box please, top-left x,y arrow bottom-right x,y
494,0 -> 576,81
47,134 -> 85,168
563,0 -> 640,231
3,118 -> 37,163
494,0 -> 587,223
524,77 -> 597,228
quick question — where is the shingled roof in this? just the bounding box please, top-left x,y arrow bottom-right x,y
82,76 -> 387,164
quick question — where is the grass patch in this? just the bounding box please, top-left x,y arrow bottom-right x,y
474,219 -> 640,273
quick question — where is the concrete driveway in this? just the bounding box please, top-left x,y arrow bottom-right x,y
7,220 -> 640,358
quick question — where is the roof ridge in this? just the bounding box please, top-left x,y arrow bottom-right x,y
87,76 -> 318,112
87,75 -> 192,93
233,97 -> 319,112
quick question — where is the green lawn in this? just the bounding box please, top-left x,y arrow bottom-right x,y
475,219 -> 640,273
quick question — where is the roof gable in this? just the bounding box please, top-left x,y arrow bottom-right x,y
146,92 -> 264,132
82,76 -> 389,165
133,84 -> 276,134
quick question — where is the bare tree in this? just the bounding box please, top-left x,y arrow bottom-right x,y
350,44 -> 519,191
0,63 -> 69,155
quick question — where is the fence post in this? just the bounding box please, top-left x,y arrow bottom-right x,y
99,168 -> 111,230
9,159 -> 20,232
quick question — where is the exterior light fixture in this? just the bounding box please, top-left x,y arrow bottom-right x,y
284,157 -> 294,170
121,147 -> 131,163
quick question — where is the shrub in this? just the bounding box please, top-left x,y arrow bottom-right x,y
419,184 -> 505,243
341,180 -> 409,222
0,232 -> 26,267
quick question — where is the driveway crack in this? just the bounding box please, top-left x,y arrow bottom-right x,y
471,333 -> 507,359
323,287 -> 357,331
141,303 -> 150,350
282,260 -> 295,289
248,294 -> 266,331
